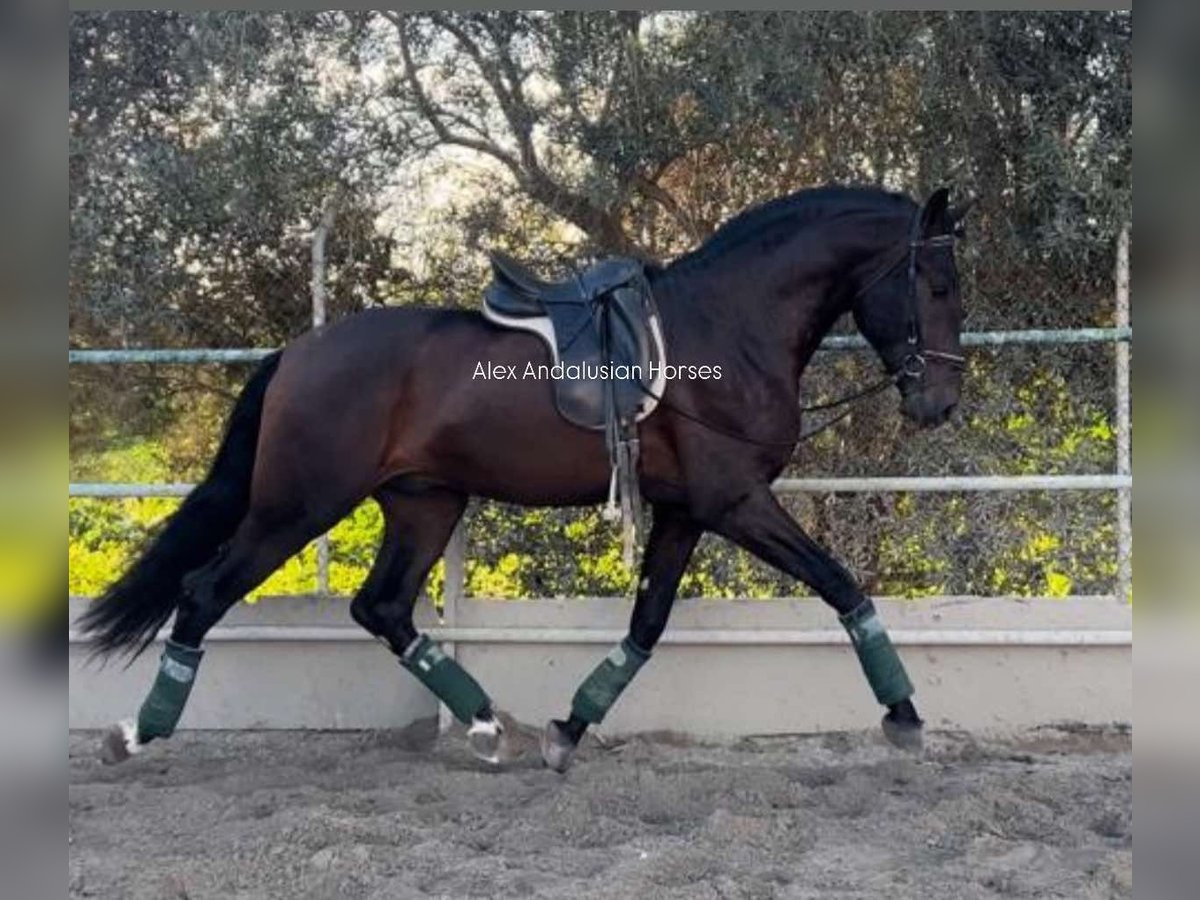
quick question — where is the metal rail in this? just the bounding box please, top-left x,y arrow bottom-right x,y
70,473 -> 1131,499
67,326 -> 1132,365
818,326 -> 1131,351
69,348 -> 277,364
775,474 -> 1130,493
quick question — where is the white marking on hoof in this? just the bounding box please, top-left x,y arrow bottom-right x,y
99,719 -> 143,765
540,720 -> 577,773
467,716 -> 504,765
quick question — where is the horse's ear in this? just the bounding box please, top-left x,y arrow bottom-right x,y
947,196 -> 976,238
920,188 -> 951,234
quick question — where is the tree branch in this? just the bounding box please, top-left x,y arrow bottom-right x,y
633,174 -> 704,243
430,12 -> 539,171
381,10 -> 637,254
598,13 -> 642,129
382,10 -> 522,177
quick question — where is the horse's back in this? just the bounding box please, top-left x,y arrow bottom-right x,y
251,307 -> 475,500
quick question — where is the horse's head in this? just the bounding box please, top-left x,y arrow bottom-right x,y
852,188 -> 971,428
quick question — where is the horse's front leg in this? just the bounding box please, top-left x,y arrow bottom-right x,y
541,504 -> 702,772
708,485 -> 924,750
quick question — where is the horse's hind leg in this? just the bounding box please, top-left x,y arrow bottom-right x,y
542,504 -> 702,772
349,484 -> 506,763
101,510 -> 330,763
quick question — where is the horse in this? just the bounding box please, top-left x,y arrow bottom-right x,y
79,185 -> 969,772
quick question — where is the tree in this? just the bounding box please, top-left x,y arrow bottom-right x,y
69,11 -> 1132,600
70,11 -> 401,350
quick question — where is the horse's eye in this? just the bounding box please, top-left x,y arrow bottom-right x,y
929,282 -> 950,297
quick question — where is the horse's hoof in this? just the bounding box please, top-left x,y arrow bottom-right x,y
540,720 -> 577,773
466,715 -> 505,765
99,719 -> 142,765
881,711 -> 924,752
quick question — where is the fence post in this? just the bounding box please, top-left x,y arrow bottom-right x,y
311,198 -> 336,594
1114,225 -> 1132,604
439,520 -> 467,731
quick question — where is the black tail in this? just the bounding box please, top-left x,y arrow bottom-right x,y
78,351 -> 282,660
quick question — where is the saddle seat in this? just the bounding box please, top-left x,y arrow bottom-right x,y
482,251 -> 667,432
487,253 -> 644,316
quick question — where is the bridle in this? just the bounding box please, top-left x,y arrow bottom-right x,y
853,210 -> 966,384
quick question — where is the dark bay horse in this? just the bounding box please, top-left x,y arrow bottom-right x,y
81,185 -> 969,771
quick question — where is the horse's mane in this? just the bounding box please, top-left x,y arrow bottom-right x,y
666,185 -> 914,272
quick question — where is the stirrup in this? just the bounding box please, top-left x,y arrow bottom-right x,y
602,467 -> 620,523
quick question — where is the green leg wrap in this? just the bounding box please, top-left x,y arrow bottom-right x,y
571,637 -> 651,724
840,599 -> 914,706
136,640 -> 204,743
400,634 -> 491,724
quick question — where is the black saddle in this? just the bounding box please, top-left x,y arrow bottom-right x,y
483,251 -> 666,432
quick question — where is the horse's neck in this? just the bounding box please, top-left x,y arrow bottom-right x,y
653,246 -> 850,385
655,212 -> 906,385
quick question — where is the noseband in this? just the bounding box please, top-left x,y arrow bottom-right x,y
856,212 -> 966,382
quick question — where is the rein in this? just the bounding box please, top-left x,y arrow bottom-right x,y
638,359 -> 899,448
639,210 -> 964,449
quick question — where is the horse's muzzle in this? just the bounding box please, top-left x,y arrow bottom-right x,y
902,383 -> 959,428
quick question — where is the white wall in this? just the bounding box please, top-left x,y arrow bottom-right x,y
69,595 -> 1131,736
